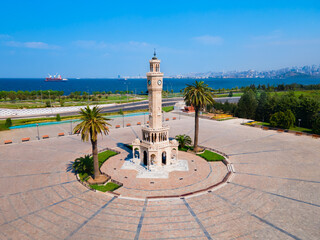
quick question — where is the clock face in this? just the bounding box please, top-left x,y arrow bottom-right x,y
148,80 -> 151,85
157,80 -> 162,85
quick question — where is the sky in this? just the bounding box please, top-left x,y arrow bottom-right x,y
0,0 -> 320,78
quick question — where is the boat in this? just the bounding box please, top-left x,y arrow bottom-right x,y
45,73 -> 68,82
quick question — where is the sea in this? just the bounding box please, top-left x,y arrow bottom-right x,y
0,78 -> 319,95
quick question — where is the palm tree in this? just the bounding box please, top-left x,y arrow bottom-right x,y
175,134 -> 192,149
73,106 -> 111,181
184,81 -> 215,152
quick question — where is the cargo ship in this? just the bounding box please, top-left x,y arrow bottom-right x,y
45,74 -> 68,82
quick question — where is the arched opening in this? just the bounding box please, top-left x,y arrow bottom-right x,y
162,151 -> 167,165
151,154 -> 156,165
134,148 -> 140,159
143,151 -> 148,166
172,148 -> 177,160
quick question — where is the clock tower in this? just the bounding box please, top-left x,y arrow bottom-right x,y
132,52 -> 179,168
147,51 -> 163,129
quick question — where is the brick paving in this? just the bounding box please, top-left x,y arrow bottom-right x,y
0,115 -> 319,239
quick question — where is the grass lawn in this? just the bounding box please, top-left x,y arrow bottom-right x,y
90,182 -> 120,192
255,122 -> 313,133
197,150 -> 225,161
98,150 -> 118,167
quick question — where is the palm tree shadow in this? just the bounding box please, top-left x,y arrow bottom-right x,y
66,161 -> 75,173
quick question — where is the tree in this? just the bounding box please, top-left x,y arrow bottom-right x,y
5,118 -> 12,128
175,134 -> 192,149
255,91 -> 270,122
228,91 -> 233,97
73,106 -> 111,181
184,81 -> 215,152
270,110 -> 295,129
56,114 -> 61,121
237,89 -> 258,119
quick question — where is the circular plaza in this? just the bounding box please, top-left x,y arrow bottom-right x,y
0,113 -> 319,239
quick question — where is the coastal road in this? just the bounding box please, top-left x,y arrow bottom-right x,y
0,97 -> 240,119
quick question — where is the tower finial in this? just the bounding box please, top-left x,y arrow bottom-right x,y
152,48 -> 158,60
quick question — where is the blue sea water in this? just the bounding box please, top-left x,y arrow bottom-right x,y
0,78 -> 320,95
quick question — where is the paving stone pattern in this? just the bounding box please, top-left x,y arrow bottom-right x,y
0,115 -> 319,239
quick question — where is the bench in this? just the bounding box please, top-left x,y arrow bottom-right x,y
277,129 -> 284,133
126,123 -> 131,127
22,137 -> 30,142
42,135 -> 49,139
295,132 -> 303,136
4,140 -> 12,144
262,127 -> 269,130
137,122 -> 141,125
173,117 -> 176,120
312,134 -> 320,139
58,133 -> 64,137
165,118 -> 169,121
115,125 -> 120,128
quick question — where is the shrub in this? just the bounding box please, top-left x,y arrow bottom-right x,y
5,118 -> 12,128
73,155 -> 93,176
56,114 -> 61,121
175,134 -> 192,149
228,91 -> 233,97
45,100 -> 51,107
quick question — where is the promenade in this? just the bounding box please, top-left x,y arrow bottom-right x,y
0,114 -> 319,239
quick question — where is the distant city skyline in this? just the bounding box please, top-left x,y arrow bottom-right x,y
0,0 -> 320,78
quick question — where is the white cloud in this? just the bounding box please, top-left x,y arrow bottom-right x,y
194,35 -> 223,45
4,41 -> 60,49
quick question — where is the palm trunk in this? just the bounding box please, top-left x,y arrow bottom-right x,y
92,139 -> 100,179
194,108 -> 200,152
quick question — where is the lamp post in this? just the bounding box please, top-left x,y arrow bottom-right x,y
122,113 -> 124,128
36,123 -> 40,140
298,119 -> 301,127
144,112 -> 146,125
70,120 -> 73,135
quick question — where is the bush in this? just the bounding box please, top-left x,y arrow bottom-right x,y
5,118 -> 12,128
56,114 -> 61,121
45,100 -> 51,107
270,110 -> 295,129
312,115 -> 320,134
228,91 -> 233,97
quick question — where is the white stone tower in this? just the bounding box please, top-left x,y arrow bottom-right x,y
132,52 -> 178,168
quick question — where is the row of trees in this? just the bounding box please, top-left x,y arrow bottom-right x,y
212,89 -> 320,133
0,90 -> 64,101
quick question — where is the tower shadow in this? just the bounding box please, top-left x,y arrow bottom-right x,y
116,143 -> 133,160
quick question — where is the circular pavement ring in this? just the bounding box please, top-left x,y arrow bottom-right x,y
94,148 -> 235,200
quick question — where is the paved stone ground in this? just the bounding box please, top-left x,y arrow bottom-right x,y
0,115 -> 319,239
